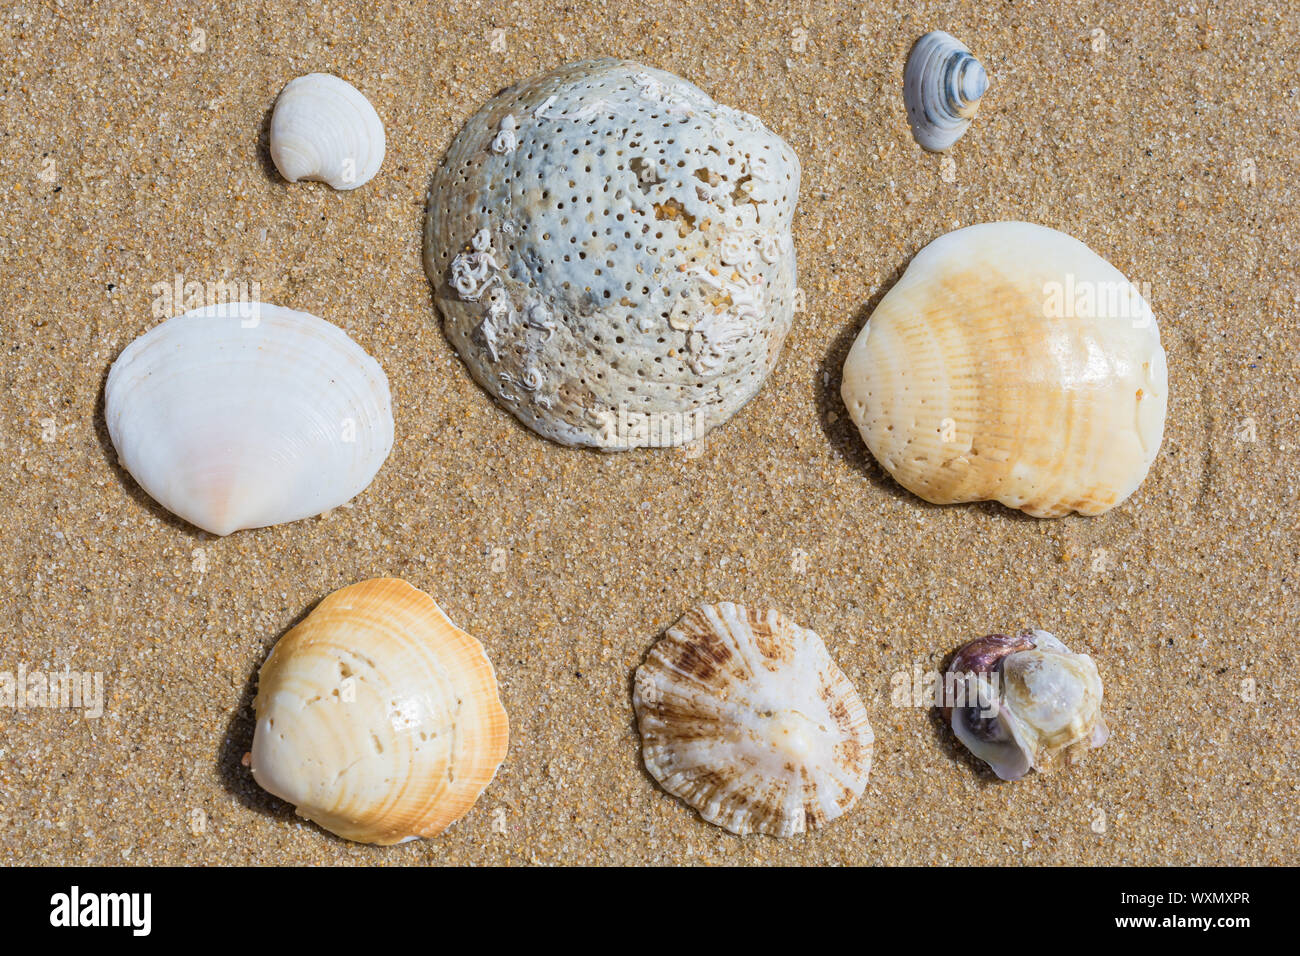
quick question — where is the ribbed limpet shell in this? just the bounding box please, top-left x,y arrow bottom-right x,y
633,603 -> 873,837
842,221 -> 1167,517
424,58 -> 800,450
251,578 -> 509,844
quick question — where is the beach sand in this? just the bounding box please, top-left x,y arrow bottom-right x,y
0,0 -> 1296,864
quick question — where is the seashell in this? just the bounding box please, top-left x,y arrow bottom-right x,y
633,602 -> 873,837
943,629 -> 1108,781
106,303 -> 394,535
424,58 -> 801,450
269,73 -> 385,190
903,31 -> 988,152
841,221 -> 1167,517
251,578 -> 509,845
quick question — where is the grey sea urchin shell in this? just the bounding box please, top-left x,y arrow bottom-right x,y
424,59 -> 801,450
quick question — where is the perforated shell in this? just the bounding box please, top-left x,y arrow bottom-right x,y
424,58 -> 800,449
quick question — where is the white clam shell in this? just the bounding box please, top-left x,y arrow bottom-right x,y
842,221 -> 1167,517
270,73 -> 385,190
948,629 -> 1108,781
251,578 -> 509,844
903,31 -> 988,152
424,58 -> 801,450
633,603 -> 873,837
105,303 -> 394,535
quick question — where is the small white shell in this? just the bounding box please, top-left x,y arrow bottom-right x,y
251,578 -> 509,844
945,630 -> 1108,781
633,603 -> 874,837
270,73 -> 385,190
903,31 -> 988,151
105,303 -> 394,535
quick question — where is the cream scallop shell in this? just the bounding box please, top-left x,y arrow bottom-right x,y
633,603 -> 873,837
270,73 -> 385,190
251,578 -> 510,845
105,303 -> 394,535
841,221 -> 1167,517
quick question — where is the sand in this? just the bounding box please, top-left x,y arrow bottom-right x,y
0,0 -> 1296,865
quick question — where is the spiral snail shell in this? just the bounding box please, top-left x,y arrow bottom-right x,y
903,31 -> 989,152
